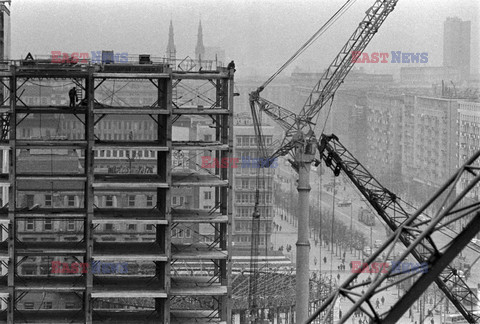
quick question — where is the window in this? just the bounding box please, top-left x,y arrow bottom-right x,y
127,224 -> 137,231
185,229 -> 191,238
203,205 -> 212,210
67,220 -> 75,231
177,229 -> 184,238
171,228 -> 177,237
105,196 -> 113,207
45,195 -> 52,207
145,224 -> 154,231
44,219 -> 52,231
26,220 -> 34,231
128,195 -> 136,207
23,265 -> 36,275
24,302 -> 34,310
146,195 -> 153,207
204,134 -> 212,141
65,303 -> 76,309
180,197 -> 184,205
204,191 -> 212,200
105,224 -> 114,231
43,302 -> 52,309
67,196 -> 75,207
241,179 -> 249,189
26,195 -> 34,207
172,196 -> 177,205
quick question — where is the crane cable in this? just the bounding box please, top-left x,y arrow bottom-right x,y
257,0 -> 357,93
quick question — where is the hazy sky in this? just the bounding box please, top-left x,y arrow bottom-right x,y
10,0 -> 480,79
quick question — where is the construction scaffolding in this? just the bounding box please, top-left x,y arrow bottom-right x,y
0,59 -> 233,323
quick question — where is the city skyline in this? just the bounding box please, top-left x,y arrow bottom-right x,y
12,0 -> 480,78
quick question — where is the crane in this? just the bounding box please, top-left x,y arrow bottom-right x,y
308,134 -> 480,323
307,134 -> 480,322
248,0 -> 399,322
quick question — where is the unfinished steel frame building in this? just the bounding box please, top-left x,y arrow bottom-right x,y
0,60 -> 233,323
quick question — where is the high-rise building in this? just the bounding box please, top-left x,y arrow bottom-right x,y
443,17 -> 471,80
232,114 -> 275,251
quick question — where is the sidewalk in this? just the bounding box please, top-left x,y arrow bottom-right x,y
271,208 -> 445,324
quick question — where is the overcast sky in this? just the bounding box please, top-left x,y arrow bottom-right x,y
10,0 -> 480,79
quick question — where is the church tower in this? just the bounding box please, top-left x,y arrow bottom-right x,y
166,20 -> 176,62
195,20 -> 205,61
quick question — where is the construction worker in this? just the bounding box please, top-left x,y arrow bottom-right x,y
227,60 -> 236,72
69,87 -> 78,107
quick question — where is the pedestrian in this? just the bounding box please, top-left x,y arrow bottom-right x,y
349,262 -> 352,270
324,256 -> 327,264
381,295 -> 385,305
337,273 -> 340,280
430,319 -> 434,324
339,309 -> 342,319
69,87 -> 78,107
376,298 -> 380,309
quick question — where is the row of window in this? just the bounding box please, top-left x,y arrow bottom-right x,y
24,194 -> 155,208
23,221 -> 155,232
24,301 -> 57,310
236,135 -> 273,147
235,193 -> 272,204
60,132 -> 158,141
26,193 -> 217,209
237,179 -> 273,189
172,228 -> 192,238
233,235 -> 267,245
235,207 -> 272,218
235,221 -> 272,232
64,120 -> 155,132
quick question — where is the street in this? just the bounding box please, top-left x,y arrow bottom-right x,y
272,170 -> 469,323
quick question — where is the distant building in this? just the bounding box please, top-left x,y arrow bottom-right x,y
457,101 -> 480,199
365,92 -> 404,187
443,17 -> 471,81
411,96 -> 459,199
400,66 -> 461,87
232,114 -> 275,251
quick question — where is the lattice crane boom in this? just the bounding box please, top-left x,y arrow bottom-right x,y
310,134 -> 480,323
250,0 -> 399,155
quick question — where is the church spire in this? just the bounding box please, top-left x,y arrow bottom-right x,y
195,20 -> 205,61
166,20 -> 176,61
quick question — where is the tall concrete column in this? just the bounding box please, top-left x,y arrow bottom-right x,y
295,137 -> 314,324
